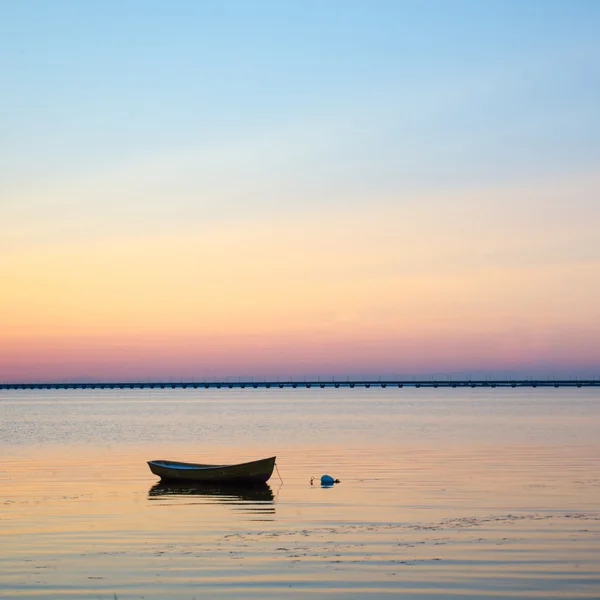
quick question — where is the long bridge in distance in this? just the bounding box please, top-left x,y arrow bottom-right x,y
0,379 -> 599,391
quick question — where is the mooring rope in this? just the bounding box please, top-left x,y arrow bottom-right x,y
275,461 -> 283,483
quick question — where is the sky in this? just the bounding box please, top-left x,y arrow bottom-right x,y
1,0 -> 599,382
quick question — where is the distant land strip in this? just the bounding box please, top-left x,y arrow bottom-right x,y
0,379 -> 599,390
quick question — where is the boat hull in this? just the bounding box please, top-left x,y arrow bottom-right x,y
147,456 -> 276,484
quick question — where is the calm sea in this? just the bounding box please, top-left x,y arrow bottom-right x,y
1,388 -> 599,599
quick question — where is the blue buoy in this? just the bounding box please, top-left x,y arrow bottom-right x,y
311,475 -> 341,486
321,474 -> 340,486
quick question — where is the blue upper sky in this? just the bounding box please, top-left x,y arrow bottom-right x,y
2,0 -> 598,200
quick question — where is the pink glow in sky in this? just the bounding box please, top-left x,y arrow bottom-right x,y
2,180 -> 599,382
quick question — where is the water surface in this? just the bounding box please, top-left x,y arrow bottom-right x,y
1,388 -> 599,598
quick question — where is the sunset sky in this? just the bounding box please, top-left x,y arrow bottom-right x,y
1,1 -> 599,382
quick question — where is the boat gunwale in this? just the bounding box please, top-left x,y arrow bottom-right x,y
147,456 -> 276,471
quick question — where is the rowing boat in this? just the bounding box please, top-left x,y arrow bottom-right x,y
147,456 -> 276,484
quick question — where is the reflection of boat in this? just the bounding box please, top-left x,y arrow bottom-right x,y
147,456 -> 276,484
149,481 -> 275,503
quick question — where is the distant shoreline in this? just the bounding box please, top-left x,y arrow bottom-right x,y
1,378 -> 599,390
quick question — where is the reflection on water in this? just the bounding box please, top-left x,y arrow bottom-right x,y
0,388 -> 599,599
149,481 -> 275,513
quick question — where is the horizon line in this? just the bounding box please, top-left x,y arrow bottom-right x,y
1,377 -> 599,391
